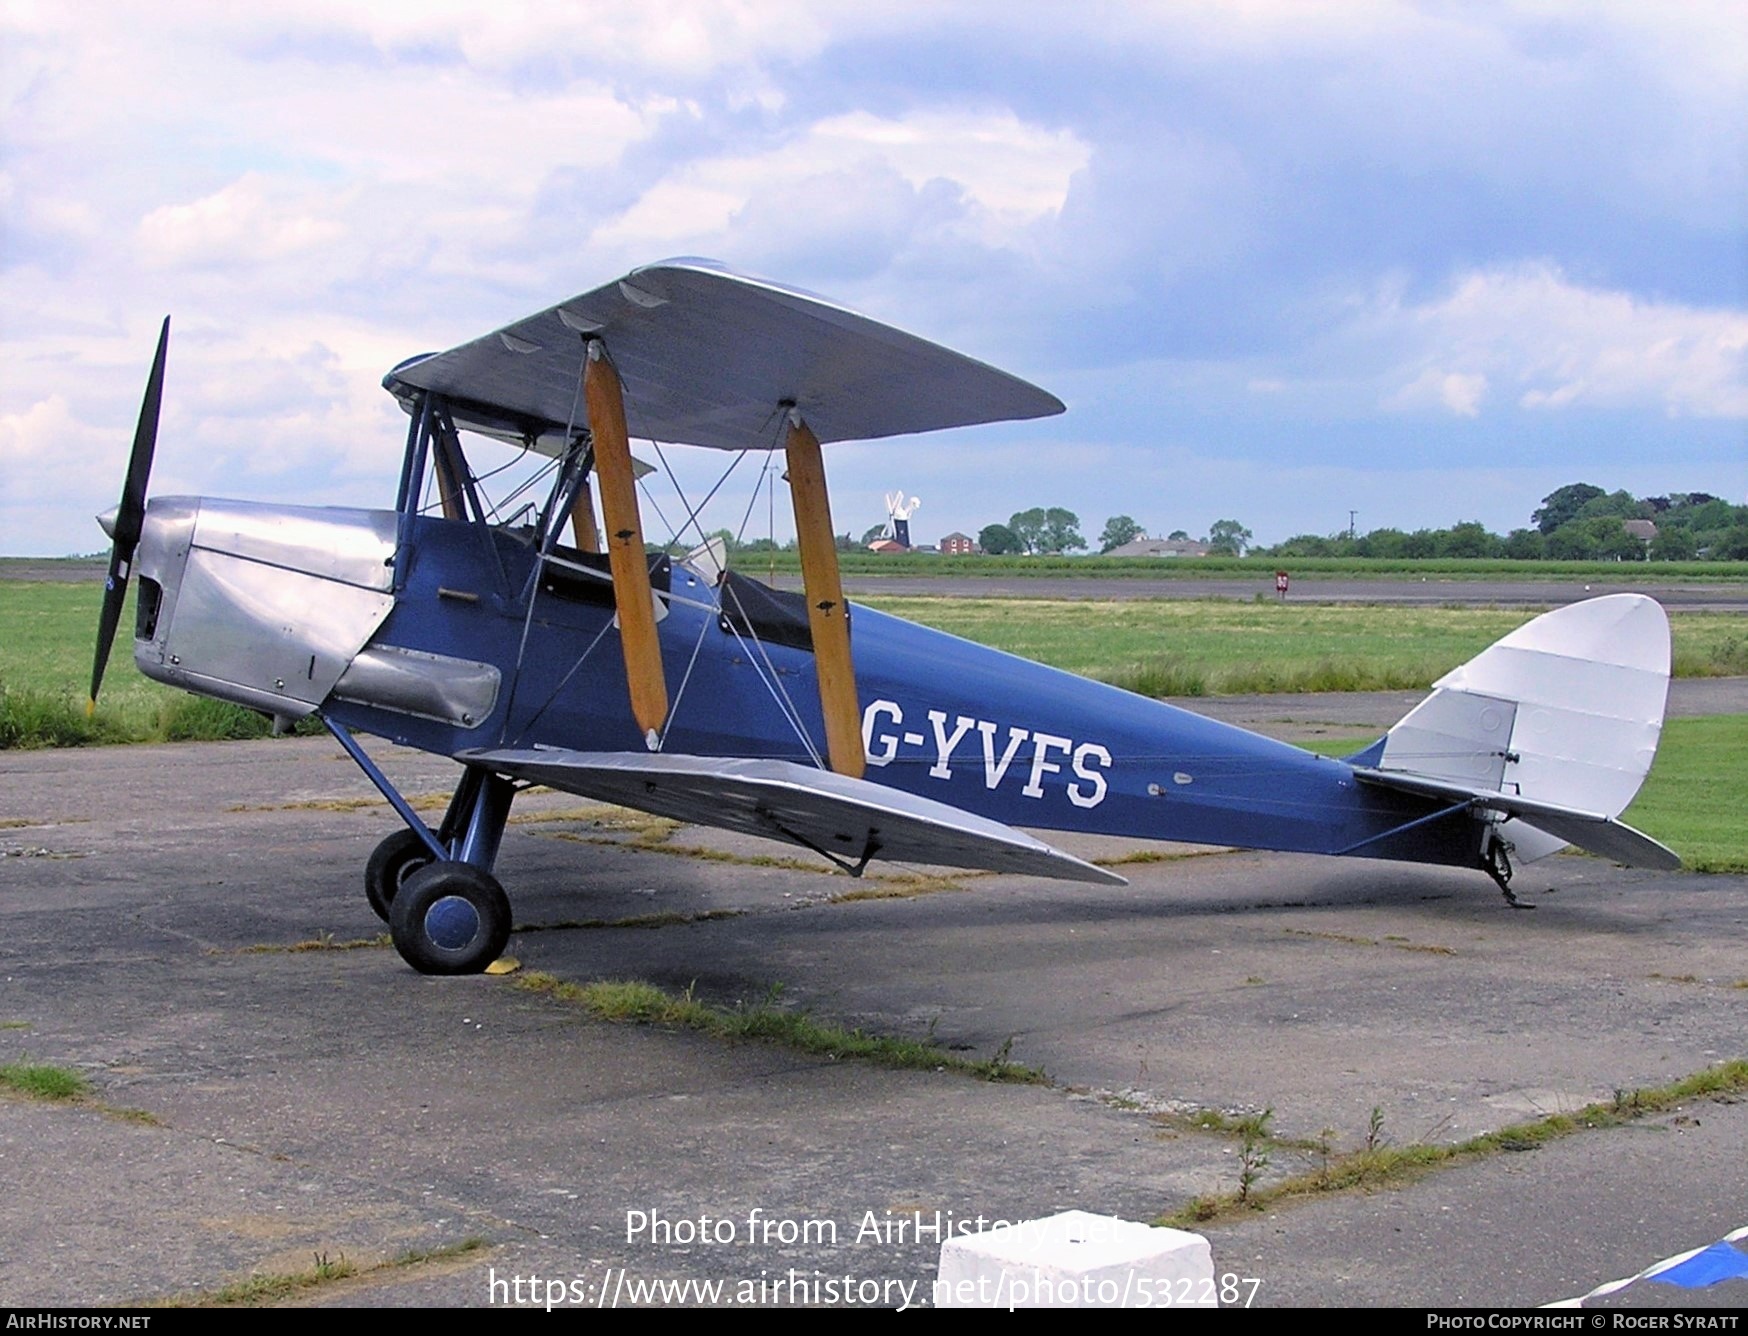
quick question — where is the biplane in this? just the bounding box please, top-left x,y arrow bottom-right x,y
90,259 -> 1679,974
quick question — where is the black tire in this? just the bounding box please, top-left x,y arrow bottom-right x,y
364,828 -> 437,923
389,862 -> 512,976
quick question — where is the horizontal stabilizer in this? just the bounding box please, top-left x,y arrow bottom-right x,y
386,258 -> 1064,455
459,748 -> 1126,886
1352,767 -> 1680,870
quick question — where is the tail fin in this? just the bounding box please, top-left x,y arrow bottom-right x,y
1352,594 -> 1677,869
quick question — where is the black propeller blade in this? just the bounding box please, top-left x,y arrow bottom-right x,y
89,316 -> 169,712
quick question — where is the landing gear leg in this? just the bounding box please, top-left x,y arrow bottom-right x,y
1481,831 -> 1532,909
322,718 -> 521,973
362,766 -> 488,922
451,768 -> 515,873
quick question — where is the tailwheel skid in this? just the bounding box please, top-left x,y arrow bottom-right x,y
1482,830 -> 1533,909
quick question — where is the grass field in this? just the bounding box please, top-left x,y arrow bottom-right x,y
1620,716 -> 1748,873
864,596 -> 1748,696
0,581 -> 307,746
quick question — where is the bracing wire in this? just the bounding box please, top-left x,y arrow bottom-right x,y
713,600 -> 826,769
569,352 -> 817,764
650,437 -> 751,554
689,408 -> 827,768
660,600 -> 717,751
499,353 -> 588,740
508,616 -> 617,748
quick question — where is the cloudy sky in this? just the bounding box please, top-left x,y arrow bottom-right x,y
3,1 -> 1744,555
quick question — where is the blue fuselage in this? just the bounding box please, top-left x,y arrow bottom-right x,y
327,517 -> 1475,870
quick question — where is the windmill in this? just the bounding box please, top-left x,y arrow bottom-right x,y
884,489 -> 921,548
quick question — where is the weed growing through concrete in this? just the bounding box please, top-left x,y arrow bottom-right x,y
312,1251 -> 349,1281
511,908 -> 745,934
0,1061 -> 165,1124
150,1238 -> 488,1307
1092,847 -> 1232,868
0,1062 -> 88,1100
540,828 -> 829,874
236,933 -> 392,954
514,972 -> 1047,1084
1236,1109 -> 1273,1205
1366,1105 -> 1387,1153
1162,1059 -> 1748,1227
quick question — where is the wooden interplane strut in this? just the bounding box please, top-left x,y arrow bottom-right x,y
568,480 -> 601,553
584,342 -> 667,746
784,409 -> 863,779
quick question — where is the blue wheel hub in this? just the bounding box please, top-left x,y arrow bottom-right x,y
425,894 -> 481,951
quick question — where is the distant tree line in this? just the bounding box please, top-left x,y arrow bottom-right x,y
680,483 -> 1747,562
1258,485 -> 1748,562
968,487 -> 1745,562
979,511 -> 1257,556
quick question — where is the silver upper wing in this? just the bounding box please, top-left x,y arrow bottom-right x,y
384,258 -> 1064,454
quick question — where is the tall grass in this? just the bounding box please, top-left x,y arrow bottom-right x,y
1102,656 -> 1456,698
1673,631 -> 1748,679
0,1062 -> 90,1101
516,973 -> 1045,1083
0,580 -> 309,747
0,681 -> 303,749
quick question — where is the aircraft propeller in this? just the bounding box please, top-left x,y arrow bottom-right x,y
89,316 -> 170,712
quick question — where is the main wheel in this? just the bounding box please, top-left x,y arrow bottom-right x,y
389,863 -> 512,975
365,828 -> 436,923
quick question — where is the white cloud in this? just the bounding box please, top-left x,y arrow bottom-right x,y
256,73 -> 653,196
0,395 -> 104,495
0,393 -> 125,554
4,8 -> 668,287
139,175 -> 345,268
1,2 -> 1742,557
809,111 -> 1086,223
1385,369 -> 1488,417
1380,264 -> 1748,419
1080,1 -> 1746,230
280,0 -> 846,78
593,108 -> 1088,257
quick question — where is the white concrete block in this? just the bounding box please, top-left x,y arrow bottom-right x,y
935,1209 -> 1216,1308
